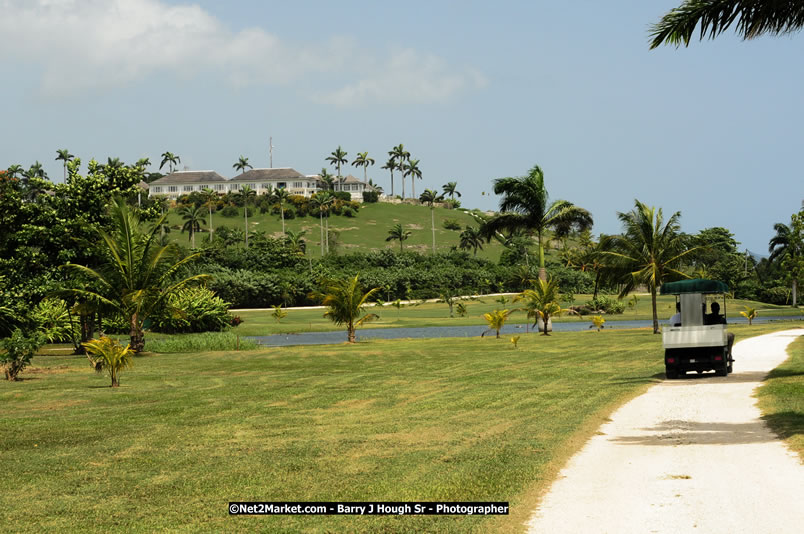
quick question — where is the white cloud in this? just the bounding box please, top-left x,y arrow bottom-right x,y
0,0 -> 485,105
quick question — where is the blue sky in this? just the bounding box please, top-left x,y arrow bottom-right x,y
1,0 -> 802,254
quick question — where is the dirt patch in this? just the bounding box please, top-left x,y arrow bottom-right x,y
405,223 -> 424,230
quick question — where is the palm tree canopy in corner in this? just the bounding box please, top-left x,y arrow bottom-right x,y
233,155 -> 253,175
481,164 -> 593,278
160,152 -> 180,173
649,0 -> 804,49
326,146 -> 348,178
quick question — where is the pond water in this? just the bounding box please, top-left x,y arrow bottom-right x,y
248,315 -> 802,347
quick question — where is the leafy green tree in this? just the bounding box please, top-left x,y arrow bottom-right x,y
443,181 -> 461,199
419,189 -> 444,253
601,200 -> 695,334
160,151 -> 180,173
402,158 -> 422,200
352,151 -> 375,182
768,209 -> 803,307
179,204 -> 205,248
236,185 -> 257,247
83,336 -> 134,387
105,157 -> 124,170
459,226 -> 484,256
386,223 -> 412,252
481,164 -> 593,280
483,309 -> 512,339
1,328 -> 44,381
272,304 -> 288,322
55,149 -> 74,181
515,277 -> 567,335
310,274 -> 380,342
649,0 -> 804,49
233,155 -> 253,175
62,197 -> 208,352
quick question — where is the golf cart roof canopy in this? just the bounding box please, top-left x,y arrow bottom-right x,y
660,278 -> 729,295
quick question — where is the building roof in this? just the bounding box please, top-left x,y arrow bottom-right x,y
230,168 -> 306,182
149,171 -> 227,185
339,174 -> 364,184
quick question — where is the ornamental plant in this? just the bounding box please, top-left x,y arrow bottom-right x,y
1,328 -> 44,381
82,336 -> 134,388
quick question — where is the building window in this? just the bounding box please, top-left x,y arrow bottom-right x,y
293,181 -> 302,188
230,184 -> 240,191
261,183 -> 271,189
215,184 -> 224,191
277,182 -> 287,189
152,186 -> 162,193
168,186 -> 178,193
183,185 -> 193,192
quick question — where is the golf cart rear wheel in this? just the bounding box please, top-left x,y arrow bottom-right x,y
666,368 -> 679,380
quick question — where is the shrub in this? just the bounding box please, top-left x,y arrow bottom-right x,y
584,295 -> 625,315
31,298 -> 75,343
362,190 -> 379,203
283,206 -> 296,220
334,191 -> 351,202
443,198 -> 461,209
442,219 -> 462,231
151,287 -> 232,334
221,205 -> 239,217
343,207 -> 355,218
0,328 -> 44,381
82,336 -> 133,387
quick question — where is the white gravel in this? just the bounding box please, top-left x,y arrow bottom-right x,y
526,329 -> 804,534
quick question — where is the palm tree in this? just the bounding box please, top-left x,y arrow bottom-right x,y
272,187 -> 290,236
600,200 -> 696,334
105,157 -> 124,170
160,152 -> 180,174
419,189 -> 444,253
319,168 -> 336,191
740,305 -> 758,325
284,229 -> 307,254
310,274 -> 381,343
459,226 -> 484,256
83,336 -> 134,387
55,149 -> 74,181
381,158 -> 397,197
62,197 -> 208,352
135,157 -> 151,170
233,155 -> 253,175
26,161 -> 46,179
352,152 -> 375,182
515,277 -> 568,335
386,223 -> 412,252
649,1 -> 804,49
309,192 -> 334,255
402,158 -> 422,200
390,144 -> 411,198
442,181 -> 461,199
326,146 -> 348,190
481,164 -> 593,280
179,204 -> 205,248
200,187 -> 217,239
236,185 -> 257,247
768,211 -> 803,307
483,309 -> 512,339
6,164 -> 24,179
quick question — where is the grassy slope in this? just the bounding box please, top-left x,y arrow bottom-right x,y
0,324 -> 797,533
166,201 -> 506,261
758,332 -> 804,461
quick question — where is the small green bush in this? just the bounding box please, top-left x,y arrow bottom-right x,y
442,219 -> 462,231
362,191 -> 379,203
31,298 -> 75,343
584,295 -> 625,315
343,207 -> 355,218
151,287 -> 232,334
334,191 -> 351,202
0,328 -> 44,381
221,205 -> 239,217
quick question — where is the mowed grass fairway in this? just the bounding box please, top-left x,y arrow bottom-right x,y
0,324 -> 797,533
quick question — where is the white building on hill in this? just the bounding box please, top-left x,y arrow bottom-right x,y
148,168 -> 374,201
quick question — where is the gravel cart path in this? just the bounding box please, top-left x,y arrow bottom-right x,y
526,329 -> 804,534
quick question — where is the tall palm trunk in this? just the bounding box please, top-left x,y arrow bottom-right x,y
325,213 -> 329,254
401,176 -> 406,200
412,178 -> 416,201
129,312 -> 145,353
319,211 -> 324,256
190,227 -> 195,249
431,207 -> 436,253
280,202 -> 285,235
650,285 -> 659,334
793,279 -> 798,307
538,230 -> 547,281
244,207 -> 249,247
208,206 -> 213,239
390,169 -> 394,197
348,322 -> 356,343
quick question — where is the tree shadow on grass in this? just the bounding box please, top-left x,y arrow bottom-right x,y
762,411 -> 803,442
764,368 -> 804,379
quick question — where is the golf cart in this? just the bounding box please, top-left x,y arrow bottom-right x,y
660,279 -> 733,379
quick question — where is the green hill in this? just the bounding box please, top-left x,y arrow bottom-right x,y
165,201 -> 509,261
